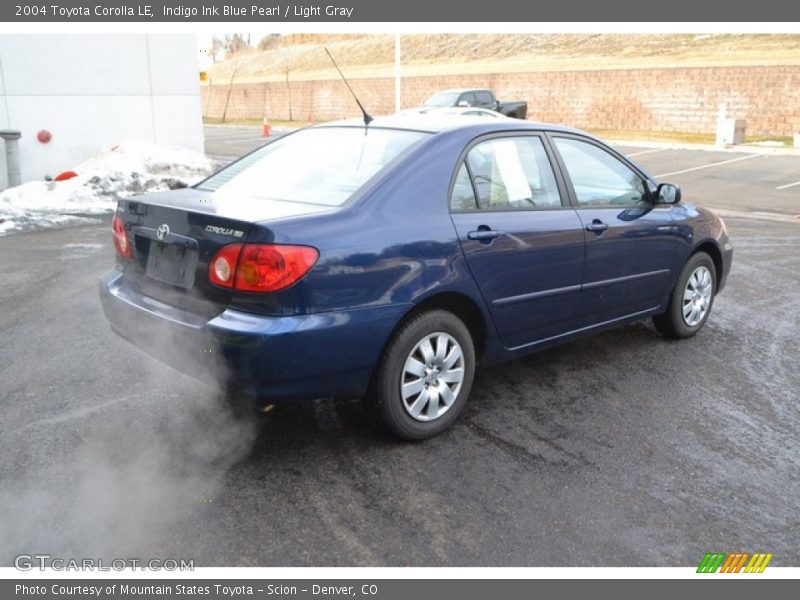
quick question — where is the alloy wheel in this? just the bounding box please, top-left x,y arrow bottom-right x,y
400,332 -> 465,422
682,265 -> 713,327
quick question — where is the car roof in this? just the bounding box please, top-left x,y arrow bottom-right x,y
427,88 -> 490,95
421,107 -> 506,117
316,114 -> 586,136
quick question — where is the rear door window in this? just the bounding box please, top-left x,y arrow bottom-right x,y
450,163 -> 478,211
456,136 -> 563,210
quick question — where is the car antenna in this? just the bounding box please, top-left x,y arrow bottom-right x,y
324,47 -> 373,130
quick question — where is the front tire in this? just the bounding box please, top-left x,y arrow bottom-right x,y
653,251 -> 717,339
372,309 -> 476,441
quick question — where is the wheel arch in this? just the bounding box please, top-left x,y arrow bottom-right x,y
364,290 -> 489,403
406,292 -> 488,360
692,240 -> 723,294
378,291 -> 490,368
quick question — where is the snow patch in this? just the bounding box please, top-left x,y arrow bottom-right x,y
0,143 -> 216,236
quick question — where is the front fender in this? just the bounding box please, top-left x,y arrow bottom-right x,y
672,203 -> 733,293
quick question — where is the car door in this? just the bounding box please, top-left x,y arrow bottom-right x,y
449,134 -> 586,350
550,135 -> 678,326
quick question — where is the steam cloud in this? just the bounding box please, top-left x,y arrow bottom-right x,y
0,312 -> 259,565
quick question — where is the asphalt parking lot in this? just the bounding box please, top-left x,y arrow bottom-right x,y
0,125 -> 798,567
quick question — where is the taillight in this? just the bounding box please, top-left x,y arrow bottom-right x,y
208,243 -> 243,288
112,214 -> 131,258
236,244 -> 319,292
208,244 -> 318,293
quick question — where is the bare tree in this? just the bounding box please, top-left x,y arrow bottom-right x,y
257,34 -> 280,51
224,33 -> 250,57
277,38 -> 296,121
220,66 -> 240,124
210,35 -> 223,64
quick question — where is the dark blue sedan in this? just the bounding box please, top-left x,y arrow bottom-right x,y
100,115 -> 733,440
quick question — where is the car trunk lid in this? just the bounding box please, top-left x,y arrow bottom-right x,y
115,187 -> 331,317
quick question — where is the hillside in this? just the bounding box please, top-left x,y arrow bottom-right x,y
205,34 -> 800,83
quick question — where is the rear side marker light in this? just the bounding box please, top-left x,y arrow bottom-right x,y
208,244 -> 318,293
112,214 -> 132,258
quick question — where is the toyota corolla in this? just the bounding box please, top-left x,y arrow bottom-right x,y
100,116 -> 733,440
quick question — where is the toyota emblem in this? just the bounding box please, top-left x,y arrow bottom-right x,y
156,223 -> 170,241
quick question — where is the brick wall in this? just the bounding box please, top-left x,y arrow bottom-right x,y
201,66 -> 800,136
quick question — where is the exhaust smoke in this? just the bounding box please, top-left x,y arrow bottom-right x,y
0,306 -> 259,565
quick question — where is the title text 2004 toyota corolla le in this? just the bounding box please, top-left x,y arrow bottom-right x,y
100,116 -> 733,440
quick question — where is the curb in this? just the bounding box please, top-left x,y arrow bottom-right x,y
204,123 -> 301,135
608,138 -> 800,157
709,208 -> 800,224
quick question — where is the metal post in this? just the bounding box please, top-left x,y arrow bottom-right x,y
0,129 -> 22,188
715,103 -> 727,147
394,33 -> 401,113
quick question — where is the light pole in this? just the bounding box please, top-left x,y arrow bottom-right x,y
394,34 -> 401,113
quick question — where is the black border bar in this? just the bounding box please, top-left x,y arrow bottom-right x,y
3,1 -> 800,22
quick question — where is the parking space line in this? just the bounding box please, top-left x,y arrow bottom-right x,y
654,154 -> 763,178
627,148 -> 671,157
776,181 -> 800,190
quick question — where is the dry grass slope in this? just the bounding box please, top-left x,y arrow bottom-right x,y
206,34 -> 800,83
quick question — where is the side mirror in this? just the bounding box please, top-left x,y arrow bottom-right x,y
656,183 -> 681,205
457,100 -> 470,107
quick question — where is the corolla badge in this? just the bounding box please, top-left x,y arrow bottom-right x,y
205,225 -> 244,238
156,223 -> 170,241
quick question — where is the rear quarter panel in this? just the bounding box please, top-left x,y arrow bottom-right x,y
227,130 -> 498,349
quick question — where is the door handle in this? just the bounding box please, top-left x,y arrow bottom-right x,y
585,219 -> 609,233
467,229 -> 504,241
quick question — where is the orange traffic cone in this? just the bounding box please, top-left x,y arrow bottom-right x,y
306,111 -> 313,127
262,115 -> 271,137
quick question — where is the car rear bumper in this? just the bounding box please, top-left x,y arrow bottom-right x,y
99,268 -> 411,400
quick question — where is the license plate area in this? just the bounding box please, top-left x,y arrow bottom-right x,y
145,242 -> 198,290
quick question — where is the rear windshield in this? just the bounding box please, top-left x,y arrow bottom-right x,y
424,92 -> 460,107
197,127 -> 428,207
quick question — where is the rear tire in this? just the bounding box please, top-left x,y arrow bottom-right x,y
372,309 -> 475,441
653,252 -> 717,339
